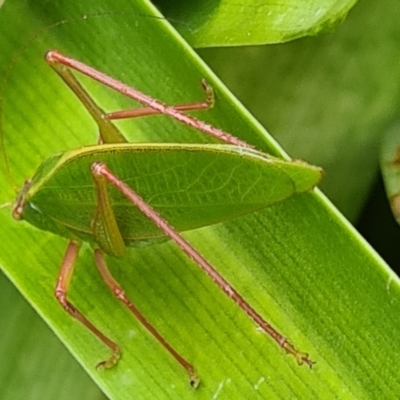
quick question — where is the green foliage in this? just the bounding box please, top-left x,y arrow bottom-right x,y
157,0 -> 357,46
2,1 -> 400,400
381,123 -> 400,224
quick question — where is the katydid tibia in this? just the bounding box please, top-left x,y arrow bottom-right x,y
12,50 -> 322,387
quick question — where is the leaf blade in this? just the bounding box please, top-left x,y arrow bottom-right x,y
158,0 -> 358,47
1,1 -> 400,399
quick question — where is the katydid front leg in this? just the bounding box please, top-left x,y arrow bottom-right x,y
91,162 -> 315,371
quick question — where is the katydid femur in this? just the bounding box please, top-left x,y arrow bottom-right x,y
13,51 -> 321,387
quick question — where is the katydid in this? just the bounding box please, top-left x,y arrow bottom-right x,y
11,50 -> 322,387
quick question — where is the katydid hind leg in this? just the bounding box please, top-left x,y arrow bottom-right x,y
94,248 -> 199,388
107,79 -> 214,120
91,162 -> 315,368
46,54 -> 128,145
91,161 -> 126,258
45,51 -> 252,147
90,159 -> 199,386
47,50 -> 212,127
55,240 -> 121,368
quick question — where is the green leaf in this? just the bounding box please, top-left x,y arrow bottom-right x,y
381,122 -> 400,224
1,1 -> 400,400
157,0 -> 358,47
198,0 -> 400,222
0,271 -> 105,400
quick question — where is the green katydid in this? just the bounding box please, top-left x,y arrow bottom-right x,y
11,50 -> 322,387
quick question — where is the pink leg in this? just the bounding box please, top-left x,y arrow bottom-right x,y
94,249 -> 199,387
107,80 -> 214,120
108,102 -> 210,120
55,240 -> 121,368
45,51 -> 253,148
91,163 -> 314,368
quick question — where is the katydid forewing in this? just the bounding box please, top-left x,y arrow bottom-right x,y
5,49 -> 322,387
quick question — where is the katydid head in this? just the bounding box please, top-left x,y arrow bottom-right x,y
11,174 -> 68,240
10,155 -> 65,236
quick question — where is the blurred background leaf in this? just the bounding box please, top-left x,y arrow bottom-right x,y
156,0 -> 357,46
195,0 -> 400,266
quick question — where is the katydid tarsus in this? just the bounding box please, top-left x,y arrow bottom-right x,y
11,50 -> 322,387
